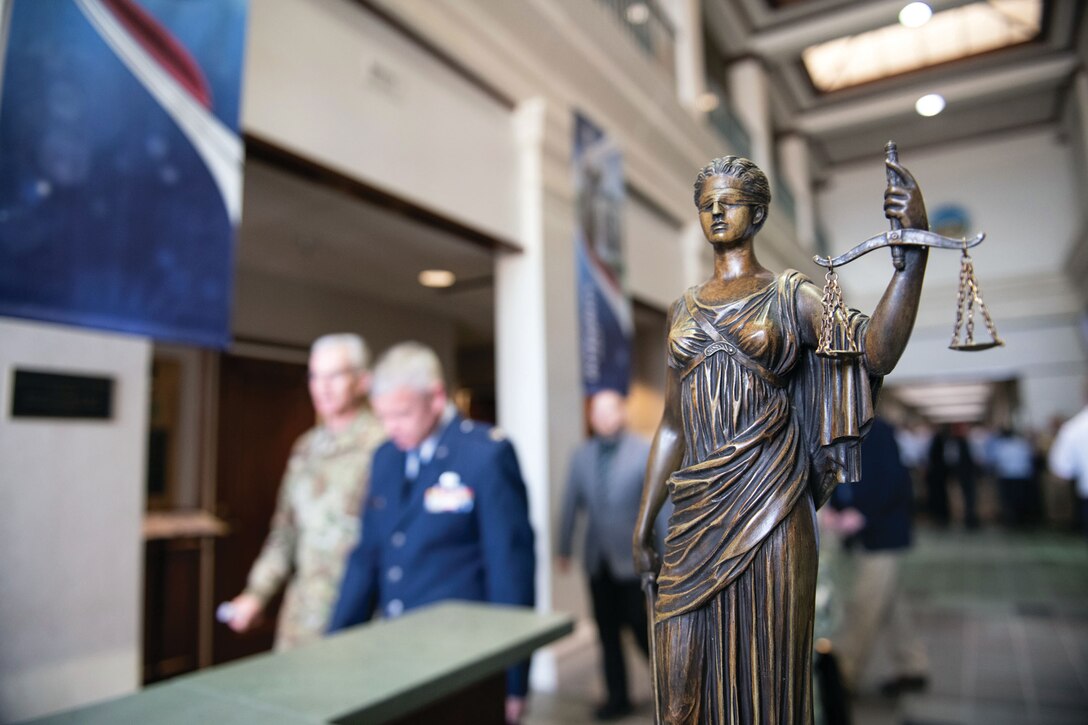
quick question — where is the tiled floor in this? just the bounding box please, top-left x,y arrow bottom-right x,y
527,525 -> 1088,725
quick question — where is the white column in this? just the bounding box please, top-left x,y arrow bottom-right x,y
497,98 -> 584,692
778,133 -> 816,251
1073,69 -> 1088,200
662,0 -> 706,114
727,58 -> 772,170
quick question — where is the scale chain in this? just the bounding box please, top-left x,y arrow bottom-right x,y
952,249 -> 971,346
819,267 -> 834,355
975,273 -> 1000,341
819,266 -> 837,355
950,245 -> 1001,349
818,262 -> 859,357
965,263 -> 976,345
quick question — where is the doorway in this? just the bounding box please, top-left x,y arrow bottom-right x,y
212,353 -> 313,664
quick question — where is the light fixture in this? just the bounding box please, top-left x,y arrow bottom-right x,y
418,269 -> 456,288
625,2 -> 650,25
695,92 -> 720,113
898,2 -> 933,28
915,93 -> 945,117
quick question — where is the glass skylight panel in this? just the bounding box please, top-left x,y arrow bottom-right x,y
802,0 -> 1042,92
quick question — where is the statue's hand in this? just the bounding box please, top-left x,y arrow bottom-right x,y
884,159 -> 929,231
633,537 -> 661,578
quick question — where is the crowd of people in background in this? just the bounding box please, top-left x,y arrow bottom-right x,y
828,408 -> 1088,540
889,414 -> 1083,535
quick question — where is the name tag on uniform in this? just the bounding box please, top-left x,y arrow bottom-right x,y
424,471 -> 475,513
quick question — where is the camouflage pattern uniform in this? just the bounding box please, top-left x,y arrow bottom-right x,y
243,410 -> 385,650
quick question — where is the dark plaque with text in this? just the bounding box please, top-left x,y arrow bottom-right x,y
11,369 -> 114,419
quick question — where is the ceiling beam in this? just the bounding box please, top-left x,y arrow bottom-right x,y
793,53 -> 1078,134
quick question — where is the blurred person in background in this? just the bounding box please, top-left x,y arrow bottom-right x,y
224,333 -> 385,650
823,416 -> 929,698
894,418 -> 933,506
329,341 -> 535,725
1040,413 -> 1079,530
557,389 -> 657,721
894,419 -> 931,472
1048,398 -> 1088,540
926,422 -> 979,530
987,426 -> 1040,528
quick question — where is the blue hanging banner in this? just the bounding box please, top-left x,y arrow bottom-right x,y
573,111 -> 632,395
0,0 -> 248,348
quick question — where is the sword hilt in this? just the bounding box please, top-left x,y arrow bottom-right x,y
885,140 -> 906,271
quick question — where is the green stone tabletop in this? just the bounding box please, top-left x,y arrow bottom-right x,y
25,601 -> 573,724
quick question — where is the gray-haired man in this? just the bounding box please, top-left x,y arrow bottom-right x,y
225,333 -> 385,650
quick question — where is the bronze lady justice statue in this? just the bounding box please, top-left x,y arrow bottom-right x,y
632,154 -> 929,724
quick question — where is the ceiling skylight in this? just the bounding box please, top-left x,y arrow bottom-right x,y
802,0 -> 1042,93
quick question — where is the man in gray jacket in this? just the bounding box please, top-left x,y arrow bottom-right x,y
557,389 -> 656,720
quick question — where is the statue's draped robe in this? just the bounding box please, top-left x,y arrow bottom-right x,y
656,271 -> 877,724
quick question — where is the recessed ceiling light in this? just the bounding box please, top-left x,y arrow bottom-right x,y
915,93 -> 946,117
418,269 -> 456,288
899,2 -> 933,28
625,3 -> 650,25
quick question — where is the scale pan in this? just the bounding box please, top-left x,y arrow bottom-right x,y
949,340 -> 1004,352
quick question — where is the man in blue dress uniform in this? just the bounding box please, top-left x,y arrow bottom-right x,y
329,341 -> 536,724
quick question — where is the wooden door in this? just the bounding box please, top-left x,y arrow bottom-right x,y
213,354 -> 312,664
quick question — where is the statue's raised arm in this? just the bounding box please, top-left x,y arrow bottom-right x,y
863,158 -> 930,374
795,156 -> 931,374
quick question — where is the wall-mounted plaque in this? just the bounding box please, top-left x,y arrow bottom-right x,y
11,369 -> 114,419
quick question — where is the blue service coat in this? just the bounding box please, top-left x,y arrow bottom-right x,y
329,413 -> 536,695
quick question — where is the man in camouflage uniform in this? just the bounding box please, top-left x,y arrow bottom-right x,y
225,333 -> 386,650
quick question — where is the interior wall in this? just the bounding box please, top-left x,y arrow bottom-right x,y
232,267 -> 458,379
362,0 -> 815,276
0,318 -> 149,722
242,0 -> 519,244
817,127 -> 1086,428
820,128 -> 1078,296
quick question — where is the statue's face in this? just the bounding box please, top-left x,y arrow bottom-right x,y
697,175 -> 764,245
